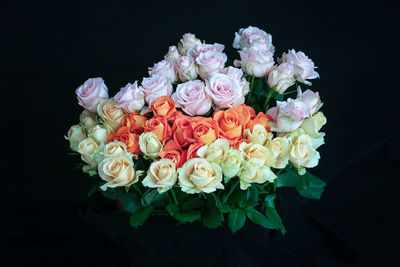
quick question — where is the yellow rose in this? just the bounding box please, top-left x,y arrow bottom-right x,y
289,134 -> 320,175
142,158 -> 177,193
239,159 -> 277,190
67,125 -> 86,151
97,99 -> 126,130
178,158 -> 224,194
88,125 -> 110,144
98,155 -> 143,191
239,142 -> 268,166
220,148 -> 243,180
77,137 -> 99,167
139,132 -> 163,158
197,138 -> 230,163
300,112 -> 327,137
79,110 -> 98,130
265,137 -> 290,169
243,124 -> 272,145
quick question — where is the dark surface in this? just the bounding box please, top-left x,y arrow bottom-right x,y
1,0 -> 399,266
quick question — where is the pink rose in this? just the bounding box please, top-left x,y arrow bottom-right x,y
175,56 -> 198,82
140,76 -> 173,107
178,33 -> 202,56
187,43 -> 225,60
234,47 -> 275,77
233,26 -> 274,52
267,99 -> 309,132
300,89 -> 322,115
172,80 -> 212,116
75,77 -> 109,112
220,66 -> 250,96
281,49 -> 319,85
267,63 -> 296,94
148,60 -> 177,83
196,51 -> 227,80
114,82 -> 145,113
164,46 -> 180,62
206,73 -> 245,108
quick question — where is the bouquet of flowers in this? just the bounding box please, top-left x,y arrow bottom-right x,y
66,26 -> 326,233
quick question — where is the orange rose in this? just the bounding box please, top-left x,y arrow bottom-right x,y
236,104 -> 256,126
191,117 -> 219,144
172,115 -> 195,148
142,115 -> 172,143
152,96 -> 177,119
108,127 -> 140,154
159,140 -> 185,168
246,112 -> 272,132
186,142 -> 203,161
213,107 -> 246,145
121,113 -> 148,134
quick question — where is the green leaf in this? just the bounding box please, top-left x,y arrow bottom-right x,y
118,193 -> 141,213
129,206 -> 154,228
264,194 -> 276,208
101,189 -> 119,200
166,203 -> 179,216
239,185 -> 259,208
227,209 -> 246,233
222,180 -> 240,204
142,189 -> 168,206
246,207 -> 277,229
202,205 -> 222,229
264,207 -> 286,234
174,210 -> 201,223
181,198 -> 204,211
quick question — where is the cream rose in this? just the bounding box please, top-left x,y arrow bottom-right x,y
197,138 -> 230,163
243,124 -> 272,145
79,110 -> 98,130
300,112 -> 327,137
142,158 -> 177,193
97,99 -> 126,130
101,141 -> 128,158
239,142 -> 268,166
67,125 -> 86,151
87,125 -> 109,144
239,159 -> 277,190
265,137 -> 290,169
77,137 -> 99,168
98,155 -> 143,191
289,134 -> 320,174
220,148 -> 243,180
178,158 -> 224,194
139,132 -> 163,158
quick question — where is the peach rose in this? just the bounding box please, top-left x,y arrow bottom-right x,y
142,158 -> 177,193
235,104 -> 256,125
191,117 -> 219,144
121,113 -> 148,134
213,108 -> 245,145
142,115 -> 172,143
108,126 -> 140,154
172,116 -> 195,148
97,99 -> 126,130
159,140 -> 184,168
151,96 -> 177,119
186,142 -> 204,161
246,112 -> 272,132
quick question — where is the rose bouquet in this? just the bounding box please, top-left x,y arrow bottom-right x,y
66,26 -> 326,233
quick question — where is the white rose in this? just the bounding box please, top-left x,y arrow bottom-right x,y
67,125 -> 86,151
220,148 -> 243,180
197,138 -> 230,163
79,110 -> 98,130
142,158 -> 177,193
98,155 -> 143,191
239,159 -> 276,190
97,99 -> 126,130
178,158 -> 224,194
139,132 -> 163,158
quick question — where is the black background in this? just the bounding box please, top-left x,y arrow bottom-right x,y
1,0 -> 399,266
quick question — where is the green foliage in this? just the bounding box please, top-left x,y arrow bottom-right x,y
276,166 -> 326,200
174,210 -> 201,223
129,206 -> 154,228
227,209 -> 246,233
118,192 -> 141,213
201,196 -> 223,229
166,203 -> 179,216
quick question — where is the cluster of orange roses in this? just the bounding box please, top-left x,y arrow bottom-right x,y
108,96 -> 272,169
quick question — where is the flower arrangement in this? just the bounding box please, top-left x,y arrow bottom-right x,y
66,26 -> 326,233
